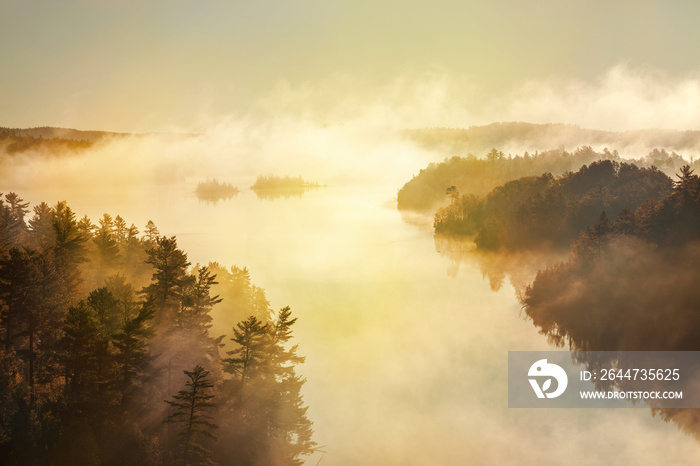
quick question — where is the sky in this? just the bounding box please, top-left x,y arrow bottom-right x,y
1,0 -> 700,132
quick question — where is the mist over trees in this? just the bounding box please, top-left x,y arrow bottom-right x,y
405,123 -> 700,163
408,147 -> 700,440
0,193 -> 315,465
524,164 -> 700,349
250,175 -> 321,192
518,167 -> 700,438
251,175 -> 323,200
0,128 -> 97,155
398,146 -> 610,211
195,179 -> 239,204
434,160 -> 672,251
398,145 -> 693,212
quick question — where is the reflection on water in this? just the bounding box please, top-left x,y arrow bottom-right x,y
433,234 -> 566,295
521,234 -> 700,439
194,178 -> 240,204
252,187 -> 319,200
4,179 -> 700,465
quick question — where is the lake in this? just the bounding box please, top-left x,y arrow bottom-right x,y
4,156 -> 699,465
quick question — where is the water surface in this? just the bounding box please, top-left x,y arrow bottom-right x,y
7,178 -> 700,465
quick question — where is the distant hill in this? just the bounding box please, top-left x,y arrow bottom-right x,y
0,126 -> 129,143
0,126 -> 135,155
0,126 -> 198,156
406,122 -> 700,155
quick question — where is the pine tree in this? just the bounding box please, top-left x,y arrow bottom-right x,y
61,288 -> 129,427
144,220 -> 159,244
165,365 -> 218,465
180,266 -> 222,332
3,193 -> 29,246
175,266 -> 224,382
61,301 -> 101,409
1,248 -> 66,408
222,309 -> 316,466
673,165 -> 698,204
26,250 -> 69,404
27,202 -> 55,251
265,307 -> 316,466
52,201 -> 86,261
123,224 -> 144,277
228,266 -> 253,319
93,214 -> 121,274
87,287 -> 121,334
51,201 -> 86,297
76,215 -> 95,238
223,316 -> 269,386
105,274 -> 139,323
87,288 -> 122,420
0,248 -> 38,351
113,215 -> 127,244
112,304 -> 154,412
208,263 -> 258,323
143,236 -> 191,322
250,285 -> 272,321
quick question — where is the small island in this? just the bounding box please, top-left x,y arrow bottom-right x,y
195,178 -> 239,203
250,175 -> 324,200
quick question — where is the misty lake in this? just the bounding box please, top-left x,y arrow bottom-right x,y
4,0 -> 700,462
9,175 -> 700,465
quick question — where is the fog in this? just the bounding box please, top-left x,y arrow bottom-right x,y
494,65 -> 700,131
248,64 -> 700,132
4,64 -> 700,188
3,64 -> 700,464
523,235 -> 700,440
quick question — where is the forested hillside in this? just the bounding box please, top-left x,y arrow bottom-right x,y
522,165 -> 700,438
433,160 -> 672,250
0,193 -> 315,465
0,127 -> 128,143
0,129 -> 96,154
398,146 -> 690,212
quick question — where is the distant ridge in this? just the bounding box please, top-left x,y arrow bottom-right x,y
0,126 -> 130,143
406,122 -> 700,155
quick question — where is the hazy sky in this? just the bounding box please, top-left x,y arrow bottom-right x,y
1,0 -> 699,132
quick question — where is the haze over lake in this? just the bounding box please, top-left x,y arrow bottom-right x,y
3,1 -> 700,463
3,143 -> 699,463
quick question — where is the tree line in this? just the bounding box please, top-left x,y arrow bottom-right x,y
250,176 -> 323,201
0,194 -> 316,465
519,166 -> 700,439
0,130 -> 94,155
524,164 -> 700,351
433,159 -> 672,251
404,123 -> 700,169
398,146 -> 695,212
195,179 -> 240,204
410,143 -> 700,438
